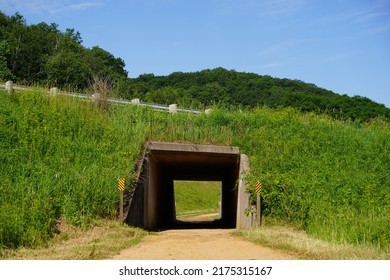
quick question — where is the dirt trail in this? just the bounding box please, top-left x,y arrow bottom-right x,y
111,214 -> 295,260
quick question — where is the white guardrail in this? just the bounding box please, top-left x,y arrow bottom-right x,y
1,81 -> 209,115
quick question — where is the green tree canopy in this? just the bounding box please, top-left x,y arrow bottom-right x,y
0,11 -> 128,89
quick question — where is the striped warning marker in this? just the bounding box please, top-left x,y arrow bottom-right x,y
118,178 -> 125,191
255,181 -> 262,194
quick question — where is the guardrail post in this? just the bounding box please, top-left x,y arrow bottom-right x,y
5,81 -> 13,92
131,98 -> 140,105
49,87 -> 59,95
169,104 -> 177,113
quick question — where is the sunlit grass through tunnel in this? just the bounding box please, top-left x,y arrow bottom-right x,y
174,180 -> 222,222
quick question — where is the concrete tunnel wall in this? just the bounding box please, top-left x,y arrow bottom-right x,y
124,141 -> 253,230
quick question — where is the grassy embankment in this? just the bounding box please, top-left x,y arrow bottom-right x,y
0,88 -> 389,258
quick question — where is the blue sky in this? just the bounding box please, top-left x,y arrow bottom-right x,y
1,0 -> 390,107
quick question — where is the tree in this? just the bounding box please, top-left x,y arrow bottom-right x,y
65,28 -> 83,44
194,81 -> 230,106
145,87 -> 180,104
45,50 -> 90,89
0,11 -> 129,90
0,12 -> 60,83
85,46 -> 127,79
0,40 -> 13,80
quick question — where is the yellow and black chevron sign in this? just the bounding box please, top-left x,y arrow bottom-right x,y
118,178 -> 125,191
255,181 -> 262,194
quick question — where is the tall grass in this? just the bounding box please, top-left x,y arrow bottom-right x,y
1,89 -> 389,252
0,90 -> 147,247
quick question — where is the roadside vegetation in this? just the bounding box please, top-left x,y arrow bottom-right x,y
0,88 -> 389,259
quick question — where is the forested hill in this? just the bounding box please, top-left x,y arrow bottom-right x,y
1,11 -> 389,121
0,11 -> 127,88
119,68 -> 390,121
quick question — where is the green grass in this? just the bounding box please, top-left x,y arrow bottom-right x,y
237,226 -> 390,260
0,88 -> 389,253
0,219 -> 146,260
174,180 -> 221,215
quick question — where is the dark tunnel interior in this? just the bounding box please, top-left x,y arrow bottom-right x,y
145,146 -> 241,230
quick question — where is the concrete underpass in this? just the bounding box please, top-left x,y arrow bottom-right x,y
124,141 -> 252,230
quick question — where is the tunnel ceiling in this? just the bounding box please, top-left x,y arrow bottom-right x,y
148,141 -> 240,181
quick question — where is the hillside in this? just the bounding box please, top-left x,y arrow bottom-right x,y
115,67 -> 390,122
0,88 -> 389,252
1,11 -> 389,122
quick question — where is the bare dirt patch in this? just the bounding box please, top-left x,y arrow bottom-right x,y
111,229 -> 295,260
111,214 -> 295,260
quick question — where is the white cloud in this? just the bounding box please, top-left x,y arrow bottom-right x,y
259,62 -> 285,68
69,2 -> 103,11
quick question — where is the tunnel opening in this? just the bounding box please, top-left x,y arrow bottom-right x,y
174,180 -> 222,224
124,141 -> 253,230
